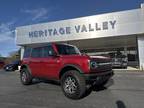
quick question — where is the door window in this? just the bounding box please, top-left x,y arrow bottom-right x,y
24,48 -> 31,58
43,46 -> 55,57
31,47 -> 43,58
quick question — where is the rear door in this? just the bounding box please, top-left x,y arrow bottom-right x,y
29,47 -> 43,77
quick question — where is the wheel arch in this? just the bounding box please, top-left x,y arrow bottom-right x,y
59,64 -> 83,79
20,64 -> 32,75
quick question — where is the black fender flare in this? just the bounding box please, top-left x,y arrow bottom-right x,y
20,64 -> 32,75
59,64 -> 84,78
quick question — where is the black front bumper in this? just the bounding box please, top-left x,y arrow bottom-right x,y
84,70 -> 114,84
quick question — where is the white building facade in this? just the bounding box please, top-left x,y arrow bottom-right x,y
16,3 -> 144,70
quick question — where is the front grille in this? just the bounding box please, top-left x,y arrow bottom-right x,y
98,65 -> 112,72
98,62 -> 112,66
90,58 -> 112,73
96,61 -> 112,72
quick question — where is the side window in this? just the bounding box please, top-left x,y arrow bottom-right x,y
43,46 -> 55,57
24,48 -> 31,58
31,47 -> 43,58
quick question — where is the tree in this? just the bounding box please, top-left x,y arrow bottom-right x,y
4,49 -> 21,64
9,50 -> 20,60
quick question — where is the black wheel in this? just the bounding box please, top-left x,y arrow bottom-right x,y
4,68 -> 8,71
61,70 -> 86,100
20,68 -> 32,85
4,66 -> 11,71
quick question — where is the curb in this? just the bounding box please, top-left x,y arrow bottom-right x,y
113,69 -> 144,73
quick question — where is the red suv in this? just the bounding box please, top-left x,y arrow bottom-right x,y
20,43 -> 113,99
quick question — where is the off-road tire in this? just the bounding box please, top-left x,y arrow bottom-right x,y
20,68 -> 32,85
61,70 -> 86,100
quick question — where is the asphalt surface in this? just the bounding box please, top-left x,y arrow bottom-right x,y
0,69 -> 144,108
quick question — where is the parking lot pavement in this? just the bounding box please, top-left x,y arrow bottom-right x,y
0,70 -> 144,108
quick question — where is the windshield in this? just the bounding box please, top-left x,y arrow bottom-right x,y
56,44 -> 81,55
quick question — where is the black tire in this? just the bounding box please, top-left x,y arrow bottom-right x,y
61,70 -> 86,100
20,68 -> 32,85
4,69 -> 8,71
4,67 -> 11,71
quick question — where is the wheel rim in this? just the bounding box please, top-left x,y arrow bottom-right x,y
64,76 -> 78,94
21,72 -> 27,82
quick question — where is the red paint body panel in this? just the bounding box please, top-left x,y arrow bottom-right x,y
21,43 -> 112,80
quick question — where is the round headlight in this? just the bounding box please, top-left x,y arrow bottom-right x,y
90,61 -> 98,69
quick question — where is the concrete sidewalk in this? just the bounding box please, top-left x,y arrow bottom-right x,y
113,66 -> 144,73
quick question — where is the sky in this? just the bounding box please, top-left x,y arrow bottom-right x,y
0,0 -> 144,57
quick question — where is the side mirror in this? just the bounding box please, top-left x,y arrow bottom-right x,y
49,51 -> 59,57
53,52 -> 59,57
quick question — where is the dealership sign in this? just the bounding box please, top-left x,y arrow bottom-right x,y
28,20 -> 116,38
16,8 -> 143,45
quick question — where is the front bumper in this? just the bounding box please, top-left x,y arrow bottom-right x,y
84,70 -> 114,84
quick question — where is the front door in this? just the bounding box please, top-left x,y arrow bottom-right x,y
40,46 -> 60,79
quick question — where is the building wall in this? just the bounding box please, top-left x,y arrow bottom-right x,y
20,47 -> 24,60
16,7 -> 144,45
138,3 -> 144,70
138,36 -> 144,70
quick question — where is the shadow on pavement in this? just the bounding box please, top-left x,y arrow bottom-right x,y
116,100 -> 127,108
32,78 -> 60,86
31,78 -> 114,99
82,79 -> 114,99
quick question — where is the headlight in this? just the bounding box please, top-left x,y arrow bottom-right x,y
90,61 -> 98,69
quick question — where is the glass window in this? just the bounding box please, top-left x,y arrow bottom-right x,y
43,46 -> 55,57
24,48 -> 31,58
31,47 -> 42,58
56,44 -> 80,55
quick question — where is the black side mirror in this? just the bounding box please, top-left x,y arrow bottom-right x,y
50,52 -> 60,57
